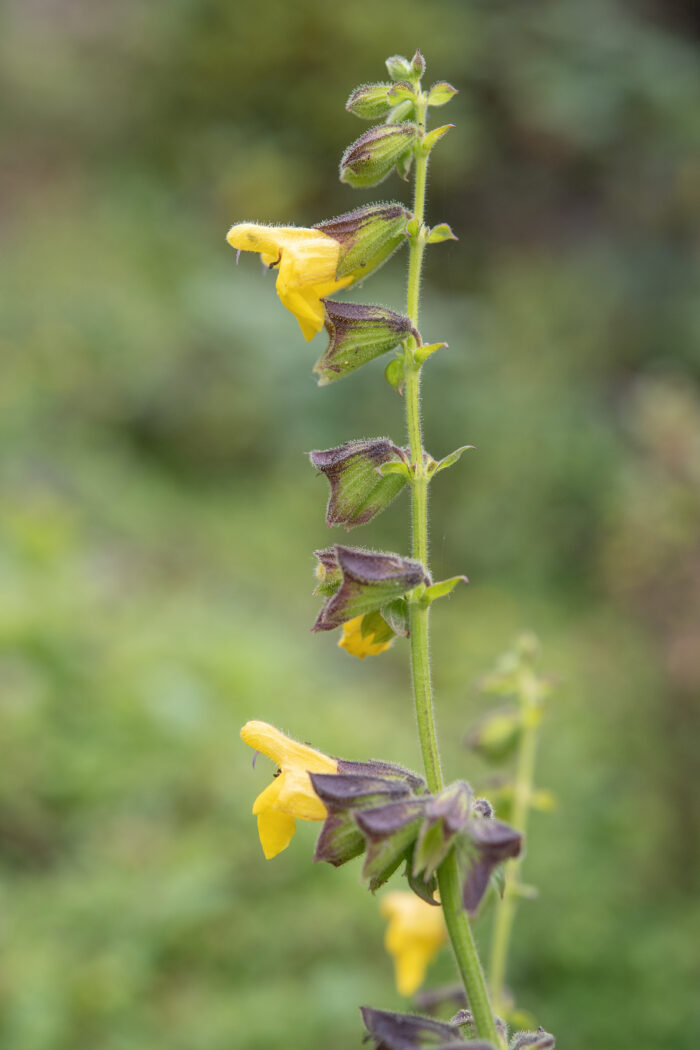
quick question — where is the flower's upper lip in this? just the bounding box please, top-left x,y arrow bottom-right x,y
240,720 -> 336,774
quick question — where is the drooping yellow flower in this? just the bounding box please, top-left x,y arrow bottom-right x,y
226,224 -> 353,341
240,720 -> 338,859
339,614 -> 394,659
380,891 -> 448,997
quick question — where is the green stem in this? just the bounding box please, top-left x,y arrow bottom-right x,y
489,673 -> 540,1014
404,94 -> 501,1048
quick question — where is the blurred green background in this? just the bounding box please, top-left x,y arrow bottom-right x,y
1,0 -> 699,1047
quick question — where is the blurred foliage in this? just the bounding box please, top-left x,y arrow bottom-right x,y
1,0 -> 699,1047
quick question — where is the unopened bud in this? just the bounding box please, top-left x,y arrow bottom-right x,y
346,82 -> 395,120
466,709 -> 523,764
410,49 -> 426,77
312,548 -> 342,596
385,54 -> 413,81
340,123 -> 418,188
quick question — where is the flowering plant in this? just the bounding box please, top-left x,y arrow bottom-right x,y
231,50 -> 556,1050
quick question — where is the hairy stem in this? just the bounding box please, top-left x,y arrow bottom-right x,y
405,94 -> 500,1048
489,672 -> 540,1014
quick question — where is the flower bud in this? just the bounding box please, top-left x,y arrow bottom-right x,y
340,124 -> 418,188
346,82 -> 395,120
312,547 -> 342,596
316,203 -> 410,281
310,439 -> 408,528
465,709 -> 523,764
410,49 -> 426,77
314,301 -> 417,386
312,545 -> 429,632
385,54 -> 413,81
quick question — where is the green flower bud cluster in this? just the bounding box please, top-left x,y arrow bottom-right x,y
340,49 -> 456,190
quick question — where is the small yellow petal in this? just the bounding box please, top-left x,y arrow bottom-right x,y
339,616 -> 394,659
276,768 -> 328,821
380,891 -> 447,997
394,945 -> 429,997
251,775 -> 283,816
257,808 -> 296,859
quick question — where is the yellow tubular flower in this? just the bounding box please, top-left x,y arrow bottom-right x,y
226,224 -> 353,341
339,615 -> 394,659
240,720 -> 338,859
380,891 -> 448,997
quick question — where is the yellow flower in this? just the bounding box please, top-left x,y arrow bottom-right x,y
339,615 -> 394,659
226,224 -> 353,341
240,720 -> 338,859
380,891 -> 448,997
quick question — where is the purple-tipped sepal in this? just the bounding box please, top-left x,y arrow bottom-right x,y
312,545 -> 429,632
310,439 -> 409,528
314,301 -> 417,386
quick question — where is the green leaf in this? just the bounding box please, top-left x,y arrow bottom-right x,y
385,99 -> 414,125
431,444 -> 474,475
406,858 -> 438,904
405,217 -> 420,239
421,575 -> 468,605
385,54 -> 413,81
359,609 -> 395,645
388,80 -> 416,104
414,341 -> 447,365
422,124 -> 454,154
376,460 -> 411,479
427,222 -> 458,244
427,81 -> 458,106
381,598 -> 410,637
394,147 -> 414,181
384,357 -> 405,395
